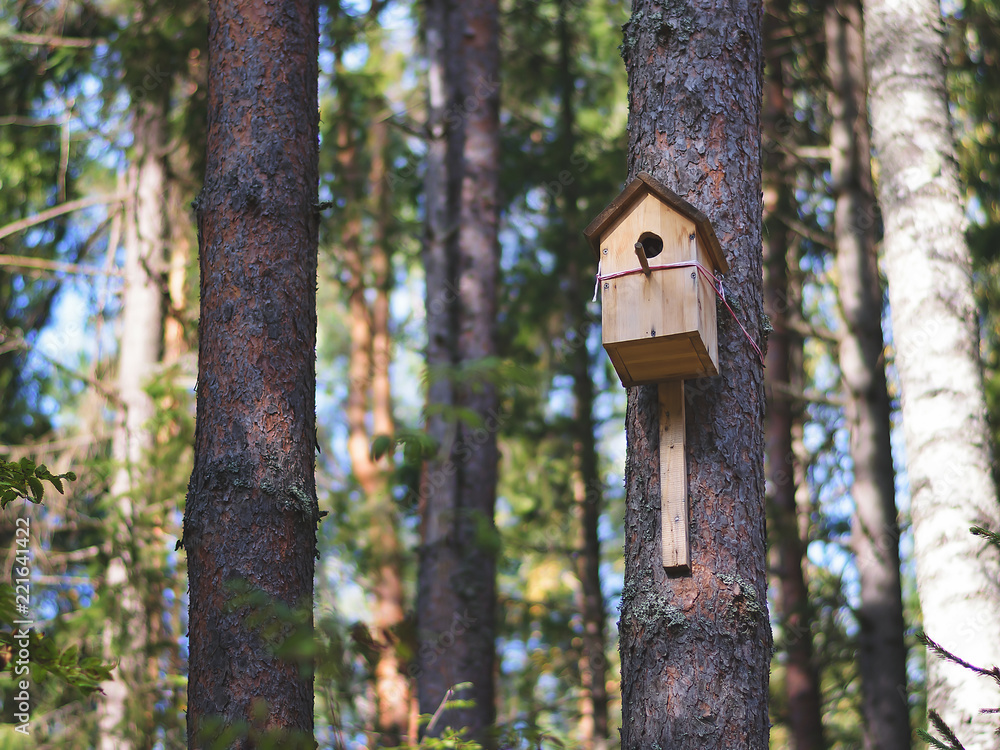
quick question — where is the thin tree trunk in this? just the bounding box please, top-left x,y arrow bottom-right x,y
762,4 -> 825,746
98,92 -> 169,750
569,341 -> 609,750
368,118 -> 410,748
617,2 -> 771,747
418,0 -> 461,726
864,0 -> 1000,746
826,1 -> 912,746
418,0 -> 500,740
164,139 -> 194,366
555,3 -> 609,747
342,111 -> 410,747
183,0 -> 319,745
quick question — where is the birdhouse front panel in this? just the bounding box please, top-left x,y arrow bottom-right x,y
594,192 -> 721,387
603,261 -> 718,385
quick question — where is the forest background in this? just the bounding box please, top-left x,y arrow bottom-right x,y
1,0 -> 999,748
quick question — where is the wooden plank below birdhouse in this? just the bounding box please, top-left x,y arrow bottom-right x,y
659,381 -> 689,572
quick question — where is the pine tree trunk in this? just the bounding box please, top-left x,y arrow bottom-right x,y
826,1 -> 912,746
617,2 -> 771,747
342,112 -> 410,747
418,0 -> 500,740
570,338 -> 610,750
98,92 -> 169,750
368,118 -> 411,749
556,4 -> 609,747
164,138 -> 195,366
762,5 -> 825,746
864,0 -> 1000,746
183,0 -> 319,745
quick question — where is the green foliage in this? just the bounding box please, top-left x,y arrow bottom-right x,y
371,429 -> 438,464
425,357 -> 539,394
382,684 -> 569,750
0,456 -> 76,509
0,623 -> 113,698
193,713 -> 318,750
0,460 -> 114,707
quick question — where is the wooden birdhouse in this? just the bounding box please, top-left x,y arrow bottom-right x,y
585,172 -> 729,573
583,172 -> 729,388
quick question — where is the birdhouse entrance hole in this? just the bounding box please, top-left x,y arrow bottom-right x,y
637,232 -> 663,259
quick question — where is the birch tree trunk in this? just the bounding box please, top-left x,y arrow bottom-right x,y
418,0 -> 500,740
183,0 -> 319,744
618,1 -> 771,746
827,1 -> 912,747
864,0 -> 1000,745
98,91 -> 169,750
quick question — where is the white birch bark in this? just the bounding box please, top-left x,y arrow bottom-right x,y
97,102 -> 167,750
864,0 -> 1000,745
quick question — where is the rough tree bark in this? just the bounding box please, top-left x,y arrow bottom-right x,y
762,3 -> 825,746
417,0 -> 500,741
826,1 -> 912,746
99,87 -> 171,750
617,2 -> 771,747
183,0 -> 319,745
863,0 -> 1000,746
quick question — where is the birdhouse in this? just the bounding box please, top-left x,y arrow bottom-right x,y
584,172 -> 728,387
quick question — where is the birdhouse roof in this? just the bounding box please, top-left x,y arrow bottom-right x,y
583,171 -> 729,273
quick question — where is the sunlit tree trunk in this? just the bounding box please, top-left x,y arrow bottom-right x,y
341,110 -> 409,746
183,0 -> 319,744
418,0 -> 500,740
826,1 -> 912,746
164,140 -> 194,366
617,1 -> 771,747
366,119 -> 411,747
98,90 -> 169,750
762,4 -> 824,746
864,0 -> 1000,745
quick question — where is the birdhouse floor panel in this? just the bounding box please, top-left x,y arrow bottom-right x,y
605,333 -> 718,387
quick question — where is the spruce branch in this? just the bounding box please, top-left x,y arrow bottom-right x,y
970,525 -> 1000,554
916,710 -> 967,750
918,632 -> 1000,683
